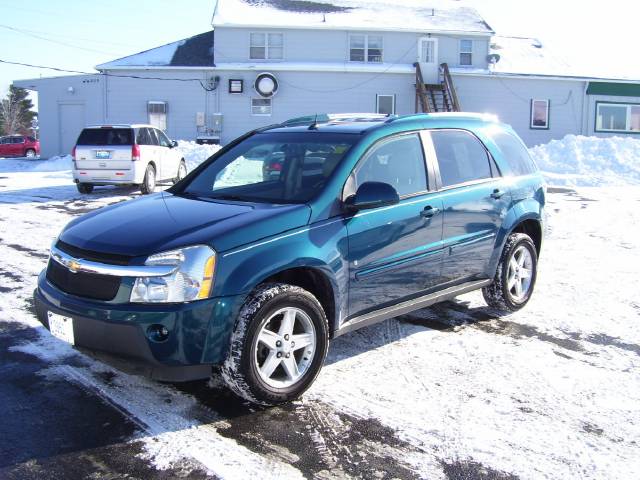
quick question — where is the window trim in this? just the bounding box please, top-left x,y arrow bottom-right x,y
530,99 -> 550,130
424,128 -> 501,191
249,31 -> 284,61
348,33 -> 384,63
251,97 -> 272,116
594,101 -> 640,134
375,94 -> 396,115
341,130 -> 431,202
458,39 -> 473,66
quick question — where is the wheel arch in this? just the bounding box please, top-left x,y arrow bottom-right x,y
260,265 -> 338,338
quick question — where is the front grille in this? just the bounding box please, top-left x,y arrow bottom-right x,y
46,259 -> 122,301
47,240 -> 131,301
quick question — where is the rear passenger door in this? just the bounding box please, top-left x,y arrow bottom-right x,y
427,129 -> 509,283
345,132 -> 444,317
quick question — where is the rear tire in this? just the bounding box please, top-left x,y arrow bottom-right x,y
25,149 -> 36,158
221,283 -> 329,406
482,233 -> 538,312
76,183 -> 94,194
140,164 -> 156,194
173,160 -> 187,184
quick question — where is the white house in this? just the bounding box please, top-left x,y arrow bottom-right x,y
15,0 -> 640,158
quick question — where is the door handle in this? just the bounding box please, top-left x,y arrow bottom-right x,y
421,206 -> 440,218
490,189 -> 505,199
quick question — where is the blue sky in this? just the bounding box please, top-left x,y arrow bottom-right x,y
0,0 -> 637,108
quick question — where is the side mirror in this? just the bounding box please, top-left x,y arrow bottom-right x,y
344,181 -> 399,211
170,140 -> 178,148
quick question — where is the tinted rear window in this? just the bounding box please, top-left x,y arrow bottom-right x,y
76,128 -> 133,146
490,131 -> 538,176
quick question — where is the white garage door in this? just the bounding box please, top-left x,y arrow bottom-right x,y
58,103 -> 86,156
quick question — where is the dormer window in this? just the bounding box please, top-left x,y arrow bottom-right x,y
250,32 -> 283,60
459,39 -> 473,66
349,34 -> 383,63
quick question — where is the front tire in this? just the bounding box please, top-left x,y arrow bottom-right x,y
221,283 -> 329,406
25,149 -> 36,158
140,164 -> 156,194
76,183 -> 94,194
482,233 -> 538,312
173,160 -> 187,184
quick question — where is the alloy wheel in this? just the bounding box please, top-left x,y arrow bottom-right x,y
254,307 -> 316,388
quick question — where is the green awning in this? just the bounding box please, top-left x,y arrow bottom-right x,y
587,82 -> 640,97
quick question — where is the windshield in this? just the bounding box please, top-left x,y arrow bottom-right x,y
76,128 -> 133,146
181,132 -> 357,203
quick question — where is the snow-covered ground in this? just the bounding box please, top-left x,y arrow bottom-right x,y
1,135 -> 639,478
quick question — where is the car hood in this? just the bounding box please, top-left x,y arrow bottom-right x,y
59,192 -> 311,257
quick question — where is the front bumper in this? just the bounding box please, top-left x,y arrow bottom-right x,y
34,270 -> 245,382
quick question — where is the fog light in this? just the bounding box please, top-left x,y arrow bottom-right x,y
147,324 -> 170,342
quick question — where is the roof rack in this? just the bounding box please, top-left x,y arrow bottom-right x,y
281,113 -> 394,127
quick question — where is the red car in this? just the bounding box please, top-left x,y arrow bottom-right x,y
0,135 -> 40,158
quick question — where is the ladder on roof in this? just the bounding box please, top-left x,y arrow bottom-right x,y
414,62 -> 461,113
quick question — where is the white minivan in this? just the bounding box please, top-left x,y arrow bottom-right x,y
72,124 -> 187,194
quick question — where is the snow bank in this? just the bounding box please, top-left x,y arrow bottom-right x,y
29,154 -> 73,172
174,141 -> 221,171
530,135 -> 640,187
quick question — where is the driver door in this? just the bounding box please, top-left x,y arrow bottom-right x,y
345,132 -> 444,317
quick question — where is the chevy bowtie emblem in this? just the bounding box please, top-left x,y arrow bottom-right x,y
67,260 -> 81,273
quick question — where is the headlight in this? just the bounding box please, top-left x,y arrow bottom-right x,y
130,245 -> 216,303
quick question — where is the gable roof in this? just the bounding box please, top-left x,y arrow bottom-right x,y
96,31 -> 214,69
212,0 -> 494,35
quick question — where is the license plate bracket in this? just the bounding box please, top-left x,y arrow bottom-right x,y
47,311 -> 75,345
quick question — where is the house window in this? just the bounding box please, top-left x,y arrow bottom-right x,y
349,34 -> 383,63
459,39 -> 473,66
148,101 -> 167,131
376,94 -> 396,115
251,98 -> 272,115
250,32 -> 283,60
530,99 -> 550,129
595,102 -> 640,133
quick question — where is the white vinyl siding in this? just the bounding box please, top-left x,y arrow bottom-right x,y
349,34 -> 383,63
595,102 -> 640,133
459,39 -> 473,66
250,32 -> 284,60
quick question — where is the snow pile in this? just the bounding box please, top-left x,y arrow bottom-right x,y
175,141 -> 221,171
29,154 -> 73,172
530,135 -> 640,187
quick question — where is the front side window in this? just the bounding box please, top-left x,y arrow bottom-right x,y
252,98 -> 272,115
431,130 -> 492,187
181,132 -> 357,203
250,32 -> 284,60
155,129 -> 172,147
352,133 -> 427,197
349,34 -> 383,63
530,99 -> 550,129
11,136 -> 25,144
459,39 -> 473,66
596,102 -> 640,133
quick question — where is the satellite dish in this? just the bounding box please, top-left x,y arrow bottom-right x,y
254,72 -> 279,98
487,53 -> 501,64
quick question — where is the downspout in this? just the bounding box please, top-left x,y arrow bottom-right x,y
581,81 -> 588,135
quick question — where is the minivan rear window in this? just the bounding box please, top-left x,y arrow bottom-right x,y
76,128 -> 133,146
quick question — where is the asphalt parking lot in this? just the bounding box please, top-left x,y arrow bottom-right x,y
1,159 -> 639,479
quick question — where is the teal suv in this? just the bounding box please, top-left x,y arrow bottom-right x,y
35,113 -> 545,405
